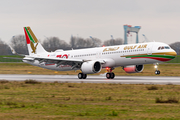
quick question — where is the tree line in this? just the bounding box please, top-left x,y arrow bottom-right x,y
0,35 -> 123,55
0,34 -> 179,55
169,42 -> 180,55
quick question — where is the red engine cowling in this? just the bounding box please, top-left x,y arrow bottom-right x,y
81,61 -> 102,74
123,65 -> 144,73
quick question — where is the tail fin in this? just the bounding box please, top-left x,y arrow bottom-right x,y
24,26 -> 48,55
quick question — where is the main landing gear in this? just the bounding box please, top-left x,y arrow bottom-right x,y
106,67 -> 115,79
78,73 -> 87,79
154,63 -> 160,75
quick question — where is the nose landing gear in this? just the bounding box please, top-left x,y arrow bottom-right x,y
106,67 -> 115,79
155,70 -> 160,75
154,63 -> 160,75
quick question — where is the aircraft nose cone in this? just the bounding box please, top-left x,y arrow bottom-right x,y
171,51 -> 177,56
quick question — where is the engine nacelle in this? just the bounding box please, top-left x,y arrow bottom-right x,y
81,61 -> 102,74
123,65 -> 144,73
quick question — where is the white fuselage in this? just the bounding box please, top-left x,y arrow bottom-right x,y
23,42 -> 176,71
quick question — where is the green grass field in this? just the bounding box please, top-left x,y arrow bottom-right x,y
0,55 -> 23,62
166,55 -> 180,63
0,81 -> 180,120
0,56 -> 180,119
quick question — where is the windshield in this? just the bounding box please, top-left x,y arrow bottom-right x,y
158,46 -> 170,50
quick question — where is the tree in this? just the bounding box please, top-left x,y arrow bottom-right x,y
0,39 -> 12,55
103,38 -> 123,46
70,36 -> 102,49
10,35 -> 28,54
42,37 -> 71,52
170,42 -> 180,55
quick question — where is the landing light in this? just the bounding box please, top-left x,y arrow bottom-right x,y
154,65 -> 158,69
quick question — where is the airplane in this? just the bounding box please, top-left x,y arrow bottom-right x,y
9,26 -> 177,79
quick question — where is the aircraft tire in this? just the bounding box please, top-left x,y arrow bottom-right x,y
106,73 -> 111,79
110,72 -> 115,79
78,73 -> 83,79
155,70 -> 160,75
82,74 -> 87,79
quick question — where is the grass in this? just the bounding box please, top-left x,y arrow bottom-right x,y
0,55 -> 23,62
24,79 -> 41,84
0,82 -> 180,119
156,97 -> 179,103
0,56 -> 180,119
0,62 -> 180,76
166,55 -> 180,63
146,85 -> 159,90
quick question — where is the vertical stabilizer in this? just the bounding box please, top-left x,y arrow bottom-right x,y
24,27 -> 48,55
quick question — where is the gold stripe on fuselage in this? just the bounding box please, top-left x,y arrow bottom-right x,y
152,52 -> 176,56
121,52 -> 177,57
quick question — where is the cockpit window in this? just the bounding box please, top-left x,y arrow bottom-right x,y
165,46 -> 170,49
158,46 -> 170,50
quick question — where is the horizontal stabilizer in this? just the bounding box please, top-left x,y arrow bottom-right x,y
3,57 -> 23,60
8,45 -> 25,56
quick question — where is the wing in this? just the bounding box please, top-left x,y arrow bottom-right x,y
23,56 -> 108,70
23,56 -> 84,69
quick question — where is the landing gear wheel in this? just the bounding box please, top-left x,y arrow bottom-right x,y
106,72 -> 115,79
106,68 -> 115,79
78,73 -> 83,79
78,73 -> 87,79
110,72 -> 115,79
82,74 -> 87,79
155,70 -> 160,75
106,73 -> 111,79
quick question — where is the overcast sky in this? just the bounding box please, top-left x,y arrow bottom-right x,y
0,0 -> 180,44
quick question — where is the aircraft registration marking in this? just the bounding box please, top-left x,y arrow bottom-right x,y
103,47 -> 119,52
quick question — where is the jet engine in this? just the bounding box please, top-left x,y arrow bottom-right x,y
81,61 -> 102,74
123,65 -> 144,73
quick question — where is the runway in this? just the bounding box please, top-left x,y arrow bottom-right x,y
0,74 -> 180,85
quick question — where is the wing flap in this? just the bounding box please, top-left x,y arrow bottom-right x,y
33,57 -> 83,63
23,56 -> 83,68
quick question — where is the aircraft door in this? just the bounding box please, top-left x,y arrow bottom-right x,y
96,51 -> 101,58
147,43 -> 153,55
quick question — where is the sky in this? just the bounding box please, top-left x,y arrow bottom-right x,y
0,0 -> 180,44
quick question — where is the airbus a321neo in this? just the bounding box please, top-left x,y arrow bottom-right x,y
10,27 -> 177,79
